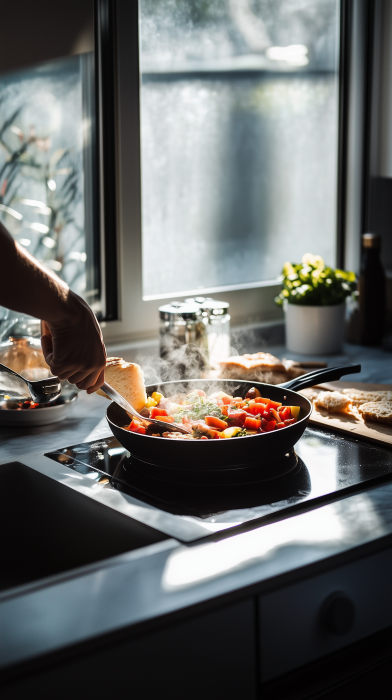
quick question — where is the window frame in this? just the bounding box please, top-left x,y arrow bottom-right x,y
99,0 -> 365,344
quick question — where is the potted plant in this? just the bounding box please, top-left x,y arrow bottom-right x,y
275,254 -> 356,355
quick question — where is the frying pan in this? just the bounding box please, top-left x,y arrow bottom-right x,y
106,364 -> 360,474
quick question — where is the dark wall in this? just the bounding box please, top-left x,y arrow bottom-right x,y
0,0 -> 94,75
369,176 -> 392,270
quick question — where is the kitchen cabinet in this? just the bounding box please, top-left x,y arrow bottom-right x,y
1,600 -> 257,700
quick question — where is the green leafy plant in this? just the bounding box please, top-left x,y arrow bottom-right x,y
275,253 -> 356,307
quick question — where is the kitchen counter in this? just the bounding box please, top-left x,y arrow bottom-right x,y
1,340 -> 392,464
1,340 -> 392,698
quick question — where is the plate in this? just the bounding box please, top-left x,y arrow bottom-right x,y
0,395 -> 78,426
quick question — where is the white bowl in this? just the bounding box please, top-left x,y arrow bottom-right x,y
0,395 -> 77,427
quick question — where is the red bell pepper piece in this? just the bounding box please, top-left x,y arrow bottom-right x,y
264,420 -> 276,432
205,415 -> 228,431
244,416 -> 262,430
150,407 -> 168,418
128,419 -> 141,432
279,406 -> 292,421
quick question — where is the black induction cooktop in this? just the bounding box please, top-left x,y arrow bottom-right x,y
45,428 -> 392,541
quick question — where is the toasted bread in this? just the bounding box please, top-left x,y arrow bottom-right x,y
342,388 -> 392,405
359,401 -> 392,425
314,391 -> 351,414
219,352 -> 286,379
97,357 -> 146,412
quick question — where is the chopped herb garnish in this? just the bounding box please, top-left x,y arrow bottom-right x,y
173,394 -> 226,422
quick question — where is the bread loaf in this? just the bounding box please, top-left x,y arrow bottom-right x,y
97,357 -> 146,412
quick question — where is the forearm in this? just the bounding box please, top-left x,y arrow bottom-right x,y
0,223 -> 74,323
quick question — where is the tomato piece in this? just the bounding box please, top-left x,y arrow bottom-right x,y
226,409 -> 247,427
280,406 -> 291,421
200,435 -> 208,440
246,403 -> 263,416
264,420 -> 276,432
135,426 -> 146,434
220,405 -> 228,416
128,419 -> 142,432
205,415 -> 228,431
244,416 -> 262,430
275,422 -> 285,429
157,415 -> 175,423
221,395 -> 233,405
259,418 -> 269,430
269,400 -> 282,409
230,400 -> 247,409
150,407 -> 168,418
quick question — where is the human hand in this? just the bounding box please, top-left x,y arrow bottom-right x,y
41,292 -> 106,393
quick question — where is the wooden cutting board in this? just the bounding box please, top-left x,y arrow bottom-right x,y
302,381 -> 392,449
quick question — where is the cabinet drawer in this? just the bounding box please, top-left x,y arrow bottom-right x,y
259,547 -> 392,681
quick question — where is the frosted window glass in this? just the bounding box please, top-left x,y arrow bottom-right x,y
139,0 -> 340,298
0,55 -> 99,309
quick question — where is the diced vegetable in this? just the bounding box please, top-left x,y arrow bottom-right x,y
245,387 -> 261,400
128,419 -> 147,434
226,409 -> 247,426
270,409 -> 282,423
268,400 -> 282,409
279,406 -> 292,421
244,416 -> 261,430
218,427 -> 242,439
150,407 -> 168,418
205,415 -> 228,430
141,389 -> 302,440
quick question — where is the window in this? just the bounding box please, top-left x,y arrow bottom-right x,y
139,0 -> 341,299
0,53 -> 101,314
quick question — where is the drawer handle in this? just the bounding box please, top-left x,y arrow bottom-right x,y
321,592 -> 355,636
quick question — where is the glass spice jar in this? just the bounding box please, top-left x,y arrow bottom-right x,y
186,297 -> 231,368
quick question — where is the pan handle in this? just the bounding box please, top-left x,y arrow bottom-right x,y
278,363 -> 361,392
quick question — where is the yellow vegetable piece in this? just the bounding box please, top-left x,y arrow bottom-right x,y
218,427 -> 242,439
146,397 -> 157,408
151,392 -> 163,403
290,406 -> 300,419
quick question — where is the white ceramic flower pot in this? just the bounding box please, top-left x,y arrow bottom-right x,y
284,302 -> 345,355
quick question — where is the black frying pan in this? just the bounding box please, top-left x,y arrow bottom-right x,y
106,364 -> 360,473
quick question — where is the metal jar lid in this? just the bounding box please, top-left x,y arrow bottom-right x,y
186,297 -> 230,316
159,301 -> 201,322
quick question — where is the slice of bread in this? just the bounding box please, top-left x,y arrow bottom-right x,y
342,388 -> 392,405
359,401 -> 392,425
97,357 -> 146,412
219,352 -> 286,378
314,391 -> 351,413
